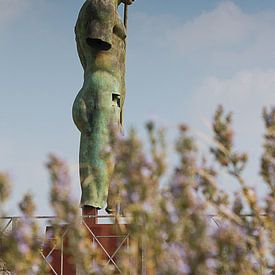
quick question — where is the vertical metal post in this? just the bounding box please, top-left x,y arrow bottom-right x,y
124,4 -> 128,30
11,218 -> 18,231
141,237 -> 146,275
126,235 -> 129,253
61,236 -> 64,275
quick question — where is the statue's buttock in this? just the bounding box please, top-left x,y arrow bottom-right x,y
73,0 -> 128,211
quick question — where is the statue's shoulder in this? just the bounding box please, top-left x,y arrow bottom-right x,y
75,0 -> 118,51
77,0 -> 115,20
76,0 -> 116,32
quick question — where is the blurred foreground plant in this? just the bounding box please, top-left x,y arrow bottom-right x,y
0,184 -> 47,274
0,106 -> 274,274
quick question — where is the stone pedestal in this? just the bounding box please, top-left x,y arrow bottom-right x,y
42,207 -> 129,274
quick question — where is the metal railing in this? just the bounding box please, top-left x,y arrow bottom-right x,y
0,215 -> 130,275
0,214 -> 269,275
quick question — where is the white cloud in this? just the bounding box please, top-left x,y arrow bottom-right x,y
130,1 -> 275,75
188,69 -> 275,195
193,70 -> 275,115
170,1 -> 275,53
166,1 -> 275,70
0,0 -> 30,28
171,2 -> 248,51
188,69 -> 275,192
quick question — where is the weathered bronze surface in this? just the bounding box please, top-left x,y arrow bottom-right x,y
73,0 -> 133,211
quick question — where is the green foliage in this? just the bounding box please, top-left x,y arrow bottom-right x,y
0,106 -> 274,274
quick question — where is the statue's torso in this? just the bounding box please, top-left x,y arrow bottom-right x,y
73,0 -> 126,133
75,0 -> 126,81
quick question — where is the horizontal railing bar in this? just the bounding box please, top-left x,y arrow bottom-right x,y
0,213 -> 268,220
0,215 -> 119,220
206,214 -> 268,217
95,236 -> 128,238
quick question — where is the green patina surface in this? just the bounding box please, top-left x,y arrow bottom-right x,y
73,0 -> 132,210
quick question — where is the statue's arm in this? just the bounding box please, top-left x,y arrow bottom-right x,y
85,1 -> 116,51
113,12 -> 127,41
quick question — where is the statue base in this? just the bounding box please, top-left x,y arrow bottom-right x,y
42,207 -> 129,274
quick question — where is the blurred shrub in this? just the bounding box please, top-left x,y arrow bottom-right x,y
0,106 -> 274,274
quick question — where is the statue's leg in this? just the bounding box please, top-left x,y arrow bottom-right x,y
79,71 -> 118,209
79,133 -> 111,208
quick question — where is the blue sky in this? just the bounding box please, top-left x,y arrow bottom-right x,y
1,0 -> 275,215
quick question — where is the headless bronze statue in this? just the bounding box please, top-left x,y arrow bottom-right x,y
73,0 -> 134,213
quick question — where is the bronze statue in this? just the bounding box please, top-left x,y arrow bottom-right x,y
72,0 -> 134,212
